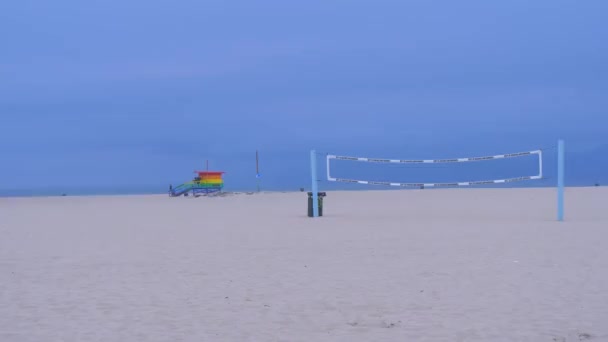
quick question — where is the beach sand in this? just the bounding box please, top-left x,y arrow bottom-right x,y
1,187 -> 607,341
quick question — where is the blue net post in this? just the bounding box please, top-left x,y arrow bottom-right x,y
557,139 -> 565,221
310,150 -> 319,217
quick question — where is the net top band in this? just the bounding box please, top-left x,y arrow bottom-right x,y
327,149 -> 541,164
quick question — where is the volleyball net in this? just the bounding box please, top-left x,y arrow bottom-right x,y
326,149 -> 543,188
308,140 -> 565,220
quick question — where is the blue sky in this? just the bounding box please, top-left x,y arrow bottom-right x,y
1,0 -> 607,194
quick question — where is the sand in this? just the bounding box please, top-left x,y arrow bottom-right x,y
1,187 -> 607,341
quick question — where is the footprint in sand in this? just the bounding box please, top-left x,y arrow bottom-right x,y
382,320 -> 402,329
578,333 -> 593,341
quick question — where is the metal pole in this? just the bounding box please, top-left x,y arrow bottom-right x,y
310,150 -> 319,217
557,139 -> 565,221
256,150 -> 260,192
538,150 -> 543,179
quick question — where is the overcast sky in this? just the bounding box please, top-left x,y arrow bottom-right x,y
1,0 -> 607,193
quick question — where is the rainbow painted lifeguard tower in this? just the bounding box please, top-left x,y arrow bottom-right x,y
169,171 -> 225,197
193,171 -> 225,195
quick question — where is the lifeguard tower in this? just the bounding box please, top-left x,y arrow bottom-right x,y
169,170 -> 225,197
192,171 -> 225,195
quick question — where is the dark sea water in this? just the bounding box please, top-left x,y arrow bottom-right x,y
0,181 -> 598,198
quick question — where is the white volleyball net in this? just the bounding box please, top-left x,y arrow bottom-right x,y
326,149 -> 543,188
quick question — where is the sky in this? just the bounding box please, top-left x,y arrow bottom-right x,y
1,0 -> 607,194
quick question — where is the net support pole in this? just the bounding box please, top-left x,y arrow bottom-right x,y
557,139 -> 565,221
310,149 -> 319,217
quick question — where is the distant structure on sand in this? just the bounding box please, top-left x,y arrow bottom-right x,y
169,171 -> 225,197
